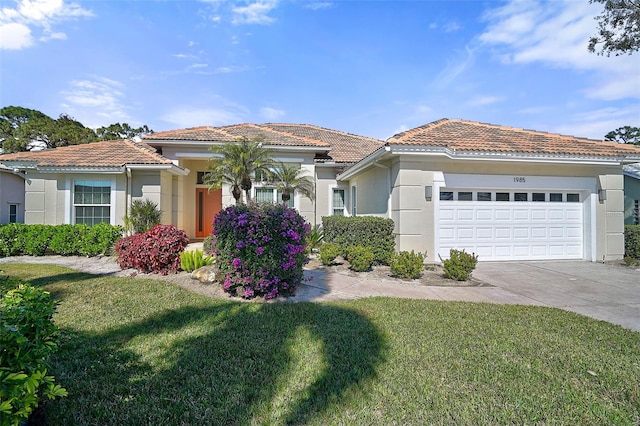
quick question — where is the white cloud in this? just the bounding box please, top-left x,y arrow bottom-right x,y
479,0 -> 640,100
443,21 -> 460,32
467,96 -> 504,107
214,65 -> 250,73
161,106 -> 247,128
432,45 -> 476,89
232,0 -> 278,25
260,107 -> 285,120
0,22 -> 32,49
60,77 -> 131,127
304,2 -> 332,10
0,0 -> 93,50
551,106 -> 640,140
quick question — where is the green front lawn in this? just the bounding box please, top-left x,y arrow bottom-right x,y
4,264 -> 640,424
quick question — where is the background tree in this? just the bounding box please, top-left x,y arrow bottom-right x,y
95,123 -> 153,140
0,105 -> 154,153
208,136 -> 273,203
604,126 -> 640,144
589,0 -> 640,56
269,162 -> 315,204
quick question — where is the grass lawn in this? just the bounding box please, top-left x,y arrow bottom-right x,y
3,263 -> 640,425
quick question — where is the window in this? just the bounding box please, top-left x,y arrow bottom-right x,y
477,192 -> 492,201
634,200 -> 639,225
458,192 -> 472,201
351,186 -> 357,216
567,193 -> 580,202
514,193 -> 528,202
255,187 -> 294,207
496,192 -> 510,201
196,171 -> 210,185
550,193 -> 563,202
74,180 -> 110,226
440,191 -> 453,201
9,204 -> 17,223
532,193 -> 545,202
332,189 -> 345,216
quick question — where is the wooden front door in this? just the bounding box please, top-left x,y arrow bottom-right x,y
195,188 -> 222,238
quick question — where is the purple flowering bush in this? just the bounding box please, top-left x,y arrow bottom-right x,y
212,203 -> 310,299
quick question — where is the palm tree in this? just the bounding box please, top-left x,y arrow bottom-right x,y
203,158 -> 242,203
207,136 -> 274,203
269,162 -> 315,204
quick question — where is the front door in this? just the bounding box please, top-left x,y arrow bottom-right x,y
195,188 -> 222,238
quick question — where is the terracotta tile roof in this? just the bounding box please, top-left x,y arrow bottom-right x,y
388,119 -> 640,158
0,140 -> 172,167
262,123 -> 385,163
145,123 -> 332,148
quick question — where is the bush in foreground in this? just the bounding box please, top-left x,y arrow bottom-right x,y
390,250 -> 426,279
319,242 -> 342,265
322,216 -> 395,264
212,203 -> 309,299
115,224 -> 189,275
440,249 -> 478,281
0,278 -> 67,424
625,225 -> 640,259
344,245 -> 375,272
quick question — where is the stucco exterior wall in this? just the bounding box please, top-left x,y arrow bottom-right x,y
0,171 -> 25,224
351,155 -> 626,262
315,166 -> 349,225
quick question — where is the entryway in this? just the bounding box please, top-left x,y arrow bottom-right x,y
195,188 -> 222,238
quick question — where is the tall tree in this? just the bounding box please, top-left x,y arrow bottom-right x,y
95,123 -> 153,140
269,162 -> 315,204
208,137 -> 273,203
605,126 -> 640,144
589,0 -> 640,56
203,159 -> 243,203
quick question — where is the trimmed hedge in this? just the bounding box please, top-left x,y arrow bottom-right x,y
625,225 -> 640,259
322,216 -> 395,264
0,223 -> 123,257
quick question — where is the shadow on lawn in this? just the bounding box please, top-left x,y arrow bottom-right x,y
48,301 -> 385,425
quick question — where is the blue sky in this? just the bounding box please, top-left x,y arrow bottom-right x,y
1,0 -> 638,141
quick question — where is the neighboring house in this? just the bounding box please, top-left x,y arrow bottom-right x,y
623,163 -> 640,225
2,118 -> 640,263
339,119 -> 640,262
0,164 -> 25,224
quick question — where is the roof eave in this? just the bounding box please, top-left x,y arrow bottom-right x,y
146,139 -> 331,151
337,146 -> 390,181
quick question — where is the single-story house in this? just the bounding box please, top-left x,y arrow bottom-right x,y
0,164 -> 25,224
1,118 -> 639,263
623,163 -> 640,225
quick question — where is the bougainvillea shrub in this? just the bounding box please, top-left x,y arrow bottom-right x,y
115,224 -> 189,274
212,203 -> 309,299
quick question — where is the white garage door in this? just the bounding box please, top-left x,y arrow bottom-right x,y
438,190 -> 584,261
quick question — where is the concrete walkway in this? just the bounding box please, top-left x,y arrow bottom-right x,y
300,261 -> 640,332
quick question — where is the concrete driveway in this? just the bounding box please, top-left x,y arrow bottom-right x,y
473,261 -> 640,332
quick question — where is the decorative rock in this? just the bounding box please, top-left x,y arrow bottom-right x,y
191,265 -> 220,284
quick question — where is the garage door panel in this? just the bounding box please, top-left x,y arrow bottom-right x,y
438,195 -> 584,261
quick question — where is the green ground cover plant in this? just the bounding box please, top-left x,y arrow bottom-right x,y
179,249 -> 214,273
2,263 -> 639,425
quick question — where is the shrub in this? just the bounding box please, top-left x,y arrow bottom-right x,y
322,216 -> 395,264
78,223 -> 123,257
439,249 -> 478,281
180,249 -> 215,273
0,279 -> 67,424
202,235 -> 215,254
48,224 -> 87,256
624,225 -> 640,259
125,199 -> 162,234
390,250 -> 426,279
115,224 -> 189,274
23,225 -> 55,256
212,203 -> 309,299
307,225 -> 324,252
0,223 -> 23,257
319,242 -> 342,265
345,245 -> 375,272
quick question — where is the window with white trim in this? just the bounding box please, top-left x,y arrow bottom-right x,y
351,186 -> 357,216
255,187 -> 294,208
9,204 -> 17,223
74,180 -> 111,225
332,189 -> 345,216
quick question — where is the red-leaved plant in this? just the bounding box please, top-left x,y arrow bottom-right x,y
115,224 -> 189,275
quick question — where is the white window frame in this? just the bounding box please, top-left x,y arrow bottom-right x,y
329,186 -> 346,216
8,204 -> 18,223
254,186 -> 295,208
72,179 -> 113,226
351,185 -> 357,216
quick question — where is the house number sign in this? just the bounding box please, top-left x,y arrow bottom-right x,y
513,176 -> 526,183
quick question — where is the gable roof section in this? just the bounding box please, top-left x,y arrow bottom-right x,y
0,140 -> 174,169
262,123 -> 385,163
145,123 -> 331,148
388,118 -> 640,159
